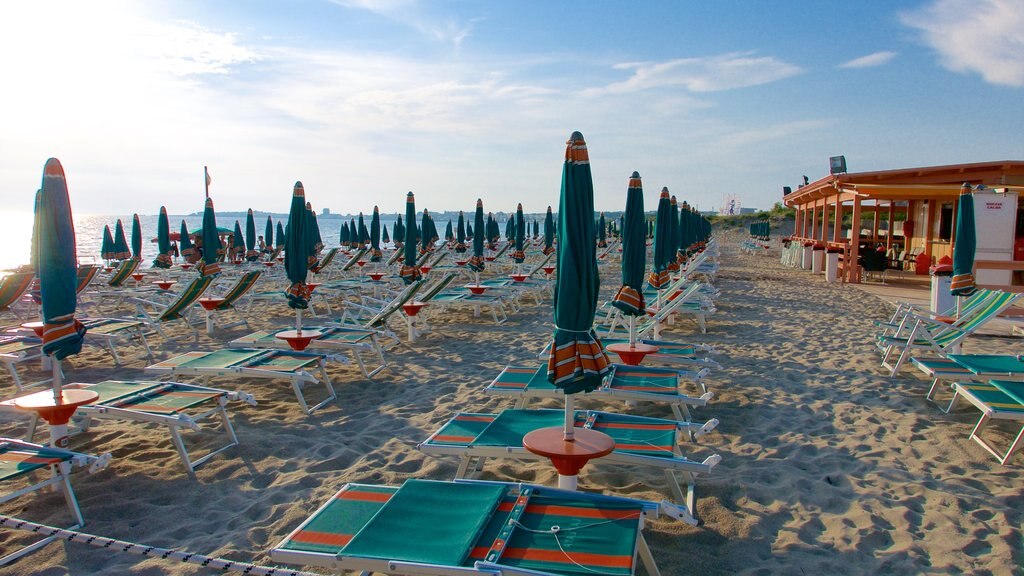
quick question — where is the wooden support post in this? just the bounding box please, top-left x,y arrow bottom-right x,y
850,197 -> 862,283
886,202 -> 895,252
925,198 -> 935,262
811,204 -> 818,241
872,202 -> 880,245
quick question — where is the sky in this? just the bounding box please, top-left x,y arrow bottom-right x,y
1,0 -> 1022,218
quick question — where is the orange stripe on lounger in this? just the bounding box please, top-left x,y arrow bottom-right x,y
611,443 -> 670,452
336,489 -> 392,503
499,547 -> 632,568
525,504 -> 639,520
454,415 -> 495,422
613,385 -> 672,392
593,422 -> 676,430
291,530 -> 352,547
504,367 -> 537,374
0,453 -> 63,465
432,435 -> 476,443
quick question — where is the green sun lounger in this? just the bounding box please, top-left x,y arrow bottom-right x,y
0,438 -> 110,565
230,325 -> 389,378
912,354 -> 1024,404
0,335 -> 49,393
419,408 -> 721,515
0,273 -> 34,320
144,348 -> 335,415
1,380 -> 254,475
271,478 -> 677,575
485,364 -> 714,423
946,380 -> 1024,464
80,317 -> 154,365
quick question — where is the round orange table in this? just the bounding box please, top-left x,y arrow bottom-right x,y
306,282 -> 321,292
14,389 -> 99,448
510,274 -> 528,283
153,280 -> 176,291
102,266 -> 114,273
523,427 -> 615,490
274,329 -> 323,351
419,266 -> 432,274
198,297 -> 225,335
455,260 -> 467,267
605,342 -> 658,366
485,256 -> 495,262
356,260 -> 367,267
263,261 -> 276,267
465,284 -> 488,295
367,272 -> 385,281
180,263 -> 193,270
21,321 -> 45,338
542,266 -> 556,276
402,302 -> 427,342
131,273 -> 145,282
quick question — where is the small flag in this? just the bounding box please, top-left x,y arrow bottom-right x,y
205,167 -> 212,187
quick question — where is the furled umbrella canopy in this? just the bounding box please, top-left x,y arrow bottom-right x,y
112,218 -> 130,260
264,215 -> 274,255
420,209 -> 432,255
349,218 -> 359,249
358,212 -> 368,246
667,196 -> 680,271
285,182 -> 314,310
200,197 -> 221,276
543,206 -> 555,255
611,171 -> 647,318
100,224 -> 115,261
307,202 -> 323,254
546,131 -> 610,396
951,183 -> 977,297
131,213 -> 142,261
340,222 -> 350,246
679,201 -> 692,259
382,224 -> 390,245
648,188 -> 672,289
276,221 -> 285,247
597,212 -> 607,248
400,192 -> 421,284
370,206 -> 382,262
179,220 -> 195,262
513,203 -> 526,263
468,199 -> 486,273
455,211 -> 466,253
154,206 -> 172,268
444,220 -> 454,243
466,222 -> 473,239
232,220 -> 245,261
245,209 -> 258,261
394,218 -> 405,249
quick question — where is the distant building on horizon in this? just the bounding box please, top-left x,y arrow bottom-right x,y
322,208 -> 330,216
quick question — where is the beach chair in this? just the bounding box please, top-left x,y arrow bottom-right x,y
75,265 -> 101,295
874,288 -> 994,342
944,380 -> 1024,464
578,337 -> 720,370
80,317 -> 154,365
270,478 -> 683,575
912,354 -> 1024,403
485,364 -> 714,423
419,408 -> 721,514
105,259 -> 139,288
0,273 -> 34,320
309,247 -> 341,276
335,279 -> 424,340
144,348 -> 336,415
0,438 -> 110,565
204,270 -> 262,331
128,275 -> 215,343
1,380 -> 254,476
0,335 -> 51,393
429,289 -> 510,325
603,282 -> 711,338
230,325 -> 390,378
878,290 -> 1022,376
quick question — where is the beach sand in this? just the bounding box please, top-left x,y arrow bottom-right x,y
2,236 -> 1022,575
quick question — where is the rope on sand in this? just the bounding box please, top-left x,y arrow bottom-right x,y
0,515 -> 320,576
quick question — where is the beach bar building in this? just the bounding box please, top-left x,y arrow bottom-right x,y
784,160 -> 1024,286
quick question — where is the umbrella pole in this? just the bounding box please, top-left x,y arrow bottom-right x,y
50,358 -> 67,447
296,308 -> 302,334
629,316 -> 637,348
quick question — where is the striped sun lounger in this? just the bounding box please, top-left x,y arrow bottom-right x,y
81,317 -> 154,365
418,408 -> 721,514
0,335 -> 48,392
271,478 -> 682,575
144,348 -> 335,415
1,380 -> 254,475
230,325 -> 388,378
945,380 -> 1024,464
485,364 -> 714,423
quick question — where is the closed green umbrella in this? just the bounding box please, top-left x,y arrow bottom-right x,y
200,198 -> 221,276
444,220 -> 453,243
100,224 -> 115,262
154,206 -> 172,268
307,202 -> 323,254
543,206 -> 555,255
340,222 -> 349,246
30,189 -> 43,274
546,132 -> 611,448
420,209 -> 432,255
597,212 -> 607,248
513,203 -> 526,265
245,209 -> 258,261
487,213 -> 499,249
276,221 -> 285,248
285,182 -> 314,331
649,187 -> 672,293
468,199 -> 486,279
264,215 -> 274,256
36,158 -> 90,443
357,212 -> 368,246
505,216 -> 514,243
466,222 -> 473,240
455,211 -> 467,253
533,219 -> 539,239
394,218 -> 405,249
667,196 -> 680,271
400,192 -> 421,284
370,206 -> 382,262
179,220 -> 195,262
112,218 -> 130,260
131,213 -> 142,261
612,172 -> 647,339
232,220 -> 244,262
382,224 -> 390,246
679,201 -> 692,261
951,183 -> 977,298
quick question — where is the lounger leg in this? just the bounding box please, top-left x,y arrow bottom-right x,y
636,533 -> 661,576
167,425 -> 197,477
455,456 -> 475,479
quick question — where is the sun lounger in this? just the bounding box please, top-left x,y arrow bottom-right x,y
577,337 -> 720,370
912,354 -> 1024,403
230,325 -> 389,378
0,438 -> 110,565
0,273 -> 34,320
944,380 -> 1024,464
271,478 -> 682,575
105,258 -> 140,288
0,335 -> 50,393
75,265 -> 101,295
203,270 -> 262,331
419,408 -> 721,513
144,348 -> 336,415
1,380 -> 253,476
128,275 -> 215,343
485,364 -> 714,423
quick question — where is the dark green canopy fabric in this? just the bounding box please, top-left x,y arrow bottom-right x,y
37,158 -> 86,363
232,220 -> 244,261
154,206 -> 171,268
513,203 -> 526,263
401,192 -> 421,284
951,183 -> 977,296
667,196 -> 679,271
179,220 -> 194,260
546,131 -> 610,394
394,218 -> 405,247
648,188 -> 672,289
597,212 -> 607,247
201,198 -> 221,276
264,215 -> 274,254
130,213 -> 142,261
444,220 -> 454,242
455,211 -> 466,253
245,209 -> 258,260
468,199 -> 486,272
101,224 -> 115,261
543,206 -> 554,255
611,171 -> 646,317
370,206 -> 382,262
382,224 -> 390,245
276,221 -> 285,247
285,182 -> 312,309
112,218 -> 130,260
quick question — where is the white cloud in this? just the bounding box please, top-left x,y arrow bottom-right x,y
329,0 -> 477,50
901,0 -> 1024,86
586,52 -> 802,96
839,51 -> 897,69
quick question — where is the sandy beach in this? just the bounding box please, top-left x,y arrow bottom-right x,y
3,234 -> 1023,575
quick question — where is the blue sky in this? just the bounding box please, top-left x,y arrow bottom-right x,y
1,0 -> 1021,217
